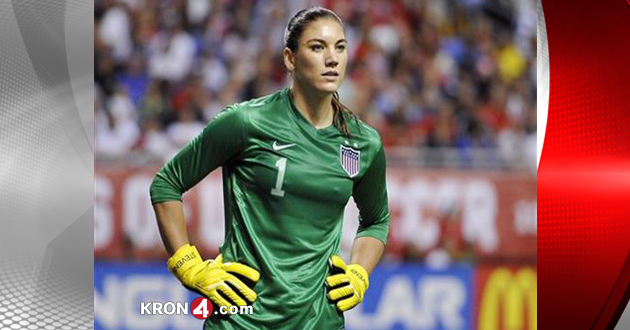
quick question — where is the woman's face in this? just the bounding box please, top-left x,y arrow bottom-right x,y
285,18 -> 348,95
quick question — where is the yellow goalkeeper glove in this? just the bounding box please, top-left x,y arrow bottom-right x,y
325,255 -> 369,312
167,244 -> 260,308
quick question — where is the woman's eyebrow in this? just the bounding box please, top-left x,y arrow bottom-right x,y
306,38 -> 348,44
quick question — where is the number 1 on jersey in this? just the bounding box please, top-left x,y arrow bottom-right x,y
271,157 -> 287,197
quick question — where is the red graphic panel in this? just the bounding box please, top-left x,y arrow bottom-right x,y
538,0 -> 630,329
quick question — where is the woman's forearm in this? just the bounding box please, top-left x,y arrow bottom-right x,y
349,236 -> 385,274
153,201 -> 189,255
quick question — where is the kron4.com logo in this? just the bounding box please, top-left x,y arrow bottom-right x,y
475,267 -> 537,330
140,297 -> 253,319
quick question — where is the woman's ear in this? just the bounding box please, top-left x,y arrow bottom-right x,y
283,47 -> 295,73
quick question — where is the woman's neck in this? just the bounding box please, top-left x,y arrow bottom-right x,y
290,84 -> 334,129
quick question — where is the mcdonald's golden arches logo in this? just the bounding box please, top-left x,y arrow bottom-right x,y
478,267 -> 537,330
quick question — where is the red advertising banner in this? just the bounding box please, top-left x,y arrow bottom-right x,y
95,165 -> 536,261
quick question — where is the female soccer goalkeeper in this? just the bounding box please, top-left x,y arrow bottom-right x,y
150,7 -> 389,330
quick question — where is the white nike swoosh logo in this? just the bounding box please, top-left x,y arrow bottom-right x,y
272,141 -> 296,151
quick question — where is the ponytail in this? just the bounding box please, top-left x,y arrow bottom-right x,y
331,92 -> 360,138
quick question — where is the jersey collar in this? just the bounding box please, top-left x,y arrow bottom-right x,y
283,88 -> 340,137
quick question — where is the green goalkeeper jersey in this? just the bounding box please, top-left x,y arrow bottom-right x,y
150,88 -> 390,330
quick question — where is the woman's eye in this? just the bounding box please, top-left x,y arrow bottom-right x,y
336,45 -> 346,51
311,45 -> 324,51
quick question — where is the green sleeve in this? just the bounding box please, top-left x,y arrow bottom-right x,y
352,141 -> 390,245
150,105 -> 246,204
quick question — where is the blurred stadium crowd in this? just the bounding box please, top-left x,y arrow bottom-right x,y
95,0 -> 537,171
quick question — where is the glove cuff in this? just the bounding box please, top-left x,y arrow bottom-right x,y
347,264 -> 370,294
167,244 -> 203,283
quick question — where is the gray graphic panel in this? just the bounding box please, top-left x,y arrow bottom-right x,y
0,0 -> 94,328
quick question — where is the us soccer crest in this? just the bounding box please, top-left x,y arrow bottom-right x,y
340,145 -> 360,178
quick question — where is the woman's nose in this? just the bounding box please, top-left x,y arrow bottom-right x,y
325,52 -> 338,67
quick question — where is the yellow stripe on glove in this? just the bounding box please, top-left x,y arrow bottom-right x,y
325,255 -> 369,312
167,244 -> 260,310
